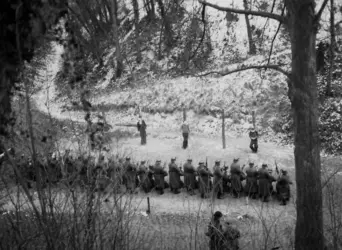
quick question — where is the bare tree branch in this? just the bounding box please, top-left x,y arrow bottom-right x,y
198,0 -> 286,23
267,5 -> 285,65
316,0 -> 329,21
196,64 -> 291,79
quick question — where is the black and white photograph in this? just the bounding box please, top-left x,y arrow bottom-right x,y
1,0 -> 342,249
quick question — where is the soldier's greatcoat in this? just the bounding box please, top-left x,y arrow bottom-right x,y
183,162 -> 197,190
257,168 -> 272,197
169,162 -> 183,190
138,163 -> 153,193
213,165 -> 224,194
198,165 -> 213,195
244,166 -> 258,195
230,162 -> 243,193
154,164 -> 168,189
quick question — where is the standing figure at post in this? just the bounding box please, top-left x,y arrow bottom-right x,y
249,127 -> 259,153
137,115 -> 147,145
181,120 -> 190,149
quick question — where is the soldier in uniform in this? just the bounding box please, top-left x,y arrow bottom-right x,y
148,165 -> 156,189
222,221 -> 241,250
169,158 -> 183,194
276,170 -> 292,205
198,161 -> 213,199
124,157 -> 137,194
268,168 -> 277,196
230,158 -> 244,198
137,160 -> 153,193
249,127 -> 259,153
244,162 -> 258,199
205,211 -> 225,250
137,115 -> 147,145
183,159 -> 197,195
153,160 -> 168,195
258,164 -> 272,202
213,160 -> 224,199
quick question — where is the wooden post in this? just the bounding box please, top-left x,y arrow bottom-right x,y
252,110 -> 256,129
183,108 -> 187,122
146,197 -> 151,214
222,109 -> 226,149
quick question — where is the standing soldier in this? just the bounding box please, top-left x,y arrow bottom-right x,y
198,161 -> 213,199
137,160 -> 153,193
230,158 -> 244,198
276,170 -> 292,205
213,160 -> 224,199
137,115 -> 147,145
249,127 -> 259,153
124,157 -> 137,194
268,168 -> 277,196
169,158 -> 183,194
181,120 -> 190,149
148,165 -> 156,189
183,159 -> 197,195
258,164 -> 272,202
244,162 -> 258,199
153,160 -> 168,195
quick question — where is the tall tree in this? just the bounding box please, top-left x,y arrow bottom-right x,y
243,0 -> 256,54
132,0 -> 142,63
198,0 -> 329,249
326,0 -> 335,96
156,0 -> 173,49
110,0 -> 124,78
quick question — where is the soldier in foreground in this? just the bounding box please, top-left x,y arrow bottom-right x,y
169,158 -> 183,194
206,211 -> 224,250
222,220 -> 241,250
183,159 -> 197,195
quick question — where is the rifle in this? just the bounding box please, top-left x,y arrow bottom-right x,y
206,157 -> 208,169
275,160 -> 280,176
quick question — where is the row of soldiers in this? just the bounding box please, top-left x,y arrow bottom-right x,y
6,151 -> 292,205
108,156 -> 292,205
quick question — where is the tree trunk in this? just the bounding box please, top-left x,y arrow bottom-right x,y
287,1 -> 324,249
243,0 -> 256,55
326,0 -> 335,96
156,0 -> 173,49
132,0 -> 142,63
111,0 -> 123,78
150,0 -> 155,19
